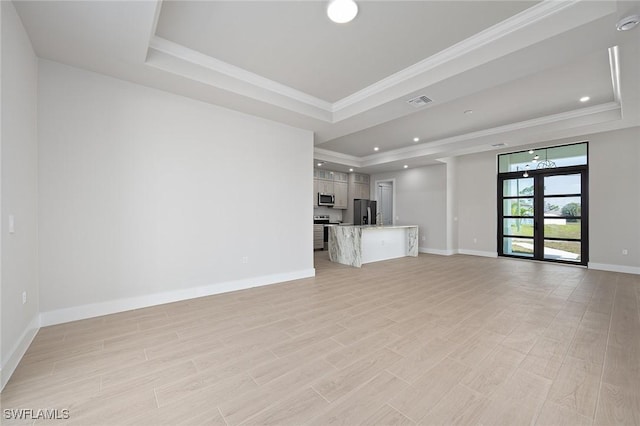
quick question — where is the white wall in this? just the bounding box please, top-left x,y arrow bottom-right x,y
588,127 -> 640,272
1,1 -> 40,389
372,165 -> 448,253
37,60 -> 314,323
456,151 -> 498,257
456,127 -> 640,272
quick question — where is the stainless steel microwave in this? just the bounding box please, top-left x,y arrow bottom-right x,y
318,193 -> 335,206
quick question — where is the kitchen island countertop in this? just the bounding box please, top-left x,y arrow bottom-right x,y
328,225 -> 419,267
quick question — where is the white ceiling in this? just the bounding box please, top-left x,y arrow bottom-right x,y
155,1 -> 538,102
13,0 -> 640,174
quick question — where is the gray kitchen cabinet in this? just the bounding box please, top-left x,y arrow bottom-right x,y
314,169 -> 362,210
333,181 -> 348,209
313,224 -> 324,250
345,173 -> 371,224
316,179 -> 334,194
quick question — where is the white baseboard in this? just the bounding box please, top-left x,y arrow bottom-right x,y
40,268 -> 316,327
456,249 -> 499,258
419,248 -> 456,256
588,263 -> 640,275
1,315 -> 40,391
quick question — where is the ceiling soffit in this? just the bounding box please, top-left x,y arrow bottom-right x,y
146,1 -> 616,124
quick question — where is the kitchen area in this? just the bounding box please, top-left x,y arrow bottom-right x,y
313,168 -> 418,267
313,169 -> 373,250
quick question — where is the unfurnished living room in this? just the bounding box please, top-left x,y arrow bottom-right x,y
1,0 -> 639,425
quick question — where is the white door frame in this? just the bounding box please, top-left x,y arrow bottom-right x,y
374,178 -> 396,226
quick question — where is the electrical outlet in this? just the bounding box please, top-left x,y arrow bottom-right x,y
9,215 -> 15,234
421,236 -> 426,242
241,256 -> 249,264
473,238 -> 478,244
622,249 -> 628,255
22,291 -> 27,304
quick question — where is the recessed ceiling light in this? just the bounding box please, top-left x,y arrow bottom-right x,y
580,96 -> 590,102
349,168 -> 353,172
528,149 -> 534,154
317,162 -> 323,167
327,0 -> 358,24
413,137 -> 420,142
374,147 -> 379,151
464,109 -> 473,115
616,14 -> 640,31
403,165 -> 408,169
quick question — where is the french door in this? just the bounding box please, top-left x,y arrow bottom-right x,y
498,166 -> 588,265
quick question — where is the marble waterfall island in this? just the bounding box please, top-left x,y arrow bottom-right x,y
328,225 -> 419,268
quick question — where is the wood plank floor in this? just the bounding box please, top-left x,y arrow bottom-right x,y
2,252 -> 639,425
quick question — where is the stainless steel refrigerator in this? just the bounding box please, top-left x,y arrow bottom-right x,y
354,199 -> 377,225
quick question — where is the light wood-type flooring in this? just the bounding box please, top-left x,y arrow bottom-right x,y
2,252 -> 640,425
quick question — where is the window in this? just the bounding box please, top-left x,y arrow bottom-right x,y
497,142 -> 588,265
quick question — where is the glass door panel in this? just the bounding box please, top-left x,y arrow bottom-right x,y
543,240 -> 581,262
503,198 -> 534,217
503,237 -> 534,257
500,177 -> 534,259
543,174 -> 581,195
503,178 -> 534,196
543,197 -> 581,216
499,169 -> 587,265
504,218 -> 534,236
542,173 -> 583,262
544,219 -> 581,239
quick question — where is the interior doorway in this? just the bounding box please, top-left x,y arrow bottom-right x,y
376,180 -> 394,226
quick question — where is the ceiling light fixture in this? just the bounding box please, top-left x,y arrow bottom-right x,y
403,165 -> 408,169
327,0 -> 358,24
580,96 -> 590,102
536,150 -> 556,170
413,137 -> 420,142
349,168 -> 354,172
374,147 -> 379,151
616,14 -> 640,31
464,109 -> 473,115
528,149 -> 534,154
317,162 -> 323,167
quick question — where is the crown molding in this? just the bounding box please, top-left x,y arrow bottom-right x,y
314,148 -> 361,167
315,102 -> 622,169
363,102 -> 621,166
332,0 -> 580,113
148,36 -> 333,113
148,0 -> 612,125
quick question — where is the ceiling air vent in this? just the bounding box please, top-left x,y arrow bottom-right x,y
406,95 -> 433,108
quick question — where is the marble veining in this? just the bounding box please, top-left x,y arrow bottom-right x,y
329,225 -> 419,268
407,227 -> 419,256
328,226 -> 362,267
